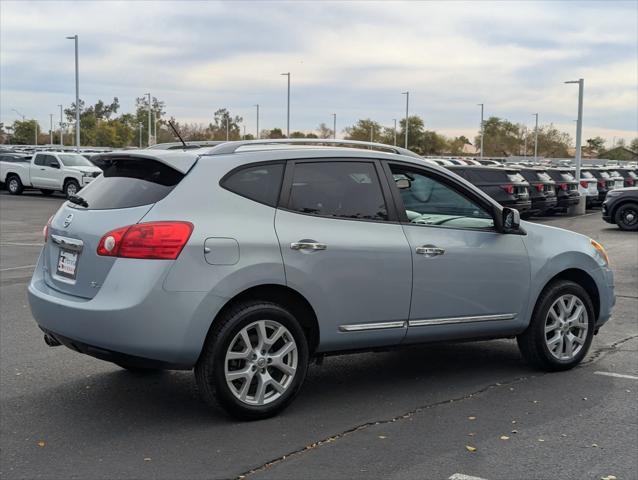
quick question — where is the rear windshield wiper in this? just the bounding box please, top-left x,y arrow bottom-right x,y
68,194 -> 89,208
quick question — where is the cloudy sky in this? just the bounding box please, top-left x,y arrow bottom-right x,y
1,1 -> 636,144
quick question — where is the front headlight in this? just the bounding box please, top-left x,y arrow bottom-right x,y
590,239 -> 609,265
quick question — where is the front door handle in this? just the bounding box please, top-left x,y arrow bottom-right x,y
415,245 -> 445,257
290,241 -> 327,251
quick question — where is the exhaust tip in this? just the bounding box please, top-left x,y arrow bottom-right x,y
44,334 -> 61,347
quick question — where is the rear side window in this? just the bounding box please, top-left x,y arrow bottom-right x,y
71,157 -> 184,210
287,162 -> 388,221
506,172 -> 526,183
221,163 -> 284,207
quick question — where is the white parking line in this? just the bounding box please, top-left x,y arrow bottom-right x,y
449,474 -> 488,480
0,264 -> 36,272
594,371 -> 638,380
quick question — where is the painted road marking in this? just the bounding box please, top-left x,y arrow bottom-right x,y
594,371 -> 638,380
0,264 -> 36,272
449,474 -> 488,480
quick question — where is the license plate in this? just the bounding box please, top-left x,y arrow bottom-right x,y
57,249 -> 78,279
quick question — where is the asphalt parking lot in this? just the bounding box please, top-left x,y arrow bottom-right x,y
1,191 -> 636,480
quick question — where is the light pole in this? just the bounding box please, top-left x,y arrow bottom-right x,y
565,79 -> 585,199
393,119 -> 397,146
370,125 -> 374,142
49,114 -> 54,145
281,72 -> 290,137
138,122 -> 143,148
34,122 -> 38,146
478,103 -> 484,160
11,108 -> 25,121
226,115 -> 230,141
332,113 -> 337,139
255,104 -> 260,139
58,105 -> 64,146
145,92 -> 151,146
66,35 -> 80,151
152,111 -> 156,143
523,126 -> 528,157
243,125 -> 246,140
532,113 -> 539,162
402,91 -> 409,148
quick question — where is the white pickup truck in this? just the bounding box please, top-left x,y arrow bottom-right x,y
0,152 -> 102,197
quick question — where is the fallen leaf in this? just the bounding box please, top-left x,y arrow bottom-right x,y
37,441 -> 45,448
465,445 -> 477,452
601,475 -> 617,480
500,435 -> 510,440
532,400 -> 539,404
378,435 -> 387,439
561,434 -> 567,437
467,432 -> 475,437
468,416 -> 476,420
583,397 -> 588,401
144,457 -> 151,462
538,438 -> 545,442
591,443 -> 599,448
511,420 -> 517,424
511,429 -> 518,434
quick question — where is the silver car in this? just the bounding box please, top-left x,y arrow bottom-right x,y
28,140 -> 615,420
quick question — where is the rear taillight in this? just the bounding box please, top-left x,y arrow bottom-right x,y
628,179 -> 635,186
500,184 -> 514,195
97,221 -> 194,260
534,184 -> 544,192
558,183 -> 568,191
598,180 -> 605,187
580,180 -> 589,188
43,215 -> 54,242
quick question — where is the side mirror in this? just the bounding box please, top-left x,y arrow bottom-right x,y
50,162 -> 60,169
395,178 -> 411,189
502,207 -> 520,233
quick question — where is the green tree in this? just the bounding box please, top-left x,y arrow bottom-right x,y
262,128 -> 286,139
535,124 -> 572,158
10,120 -> 40,145
343,119 -> 383,142
630,137 -> 638,152
586,136 -> 606,152
316,123 -> 333,139
447,136 -> 471,155
421,130 -> 448,155
398,116 -> 425,153
207,108 -> 243,141
135,96 -> 166,146
290,131 -> 307,138
476,117 -> 521,156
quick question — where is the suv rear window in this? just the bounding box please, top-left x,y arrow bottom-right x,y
71,157 -> 184,210
221,163 -> 284,207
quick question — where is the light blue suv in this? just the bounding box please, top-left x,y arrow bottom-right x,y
28,140 -> 615,419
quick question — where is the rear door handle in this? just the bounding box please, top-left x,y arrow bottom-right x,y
415,245 -> 445,257
290,241 -> 327,251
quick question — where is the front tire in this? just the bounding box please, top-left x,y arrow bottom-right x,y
63,179 -> 80,198
7,175 -> 23,195
195,301 -> 309,420
517,280 -> 594,371
614,202 -> 638,231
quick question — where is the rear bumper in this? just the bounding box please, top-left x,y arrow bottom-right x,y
27,252 -> 226,368
531,197 -> 558,212
503,199 -> 532,212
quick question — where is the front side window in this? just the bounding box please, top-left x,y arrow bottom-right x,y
222,163 -> 284,207
288,162 -> 388,221
44,155 -> 59,167
390,165 -> 494,230
33,155 -> 46,166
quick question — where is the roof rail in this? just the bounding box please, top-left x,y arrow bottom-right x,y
200,138 -> 422,158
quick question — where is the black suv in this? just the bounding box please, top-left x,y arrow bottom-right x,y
602,187 -> 638,231
516,167 -> 558,216
615,168 -> 638,188
447,166 -> 531,214
546,168 -> 580,213
582,168 -> 615,205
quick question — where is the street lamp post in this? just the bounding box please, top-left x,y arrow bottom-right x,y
58,105 -> 64,146
281,72 -> 290,137
49,114 -> 54,145
532,113 -> 539,162
255,104 -> 260,139
370,125 -> 374,143
393,119 -> 397,146
66,35 -> 80,151
138,122 -> 143,148
565,79 -> 585,214
226,115 -> 230,141
523,127 -> 528,157
34,122 -> 38,146
145,92 -> 151,146
402,92 -> 409,148
332,113 -> 337,140
478,103 -> 484,160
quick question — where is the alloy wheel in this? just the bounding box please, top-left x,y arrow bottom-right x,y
621,207 -> 637,227
9,179 -> 18,193
224,320 -> 298,406
544,294 -> 588,360
66,183 -> 78,197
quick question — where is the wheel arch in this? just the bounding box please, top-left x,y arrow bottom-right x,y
610,198 -> 638,222
63,176 -> 80,187
538,268 -> 600,322
201,284 -> 320,359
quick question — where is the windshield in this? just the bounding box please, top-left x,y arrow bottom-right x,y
581,171 -> 594,179
560,172 -> 575,181
536,171 -> 552,182
58,154 -> 94,167
507,172 -> 525,183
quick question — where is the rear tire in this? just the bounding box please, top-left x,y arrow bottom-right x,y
614,202 -> 638,231
195,301 -> 309,420
63,179 -> 80,198
40,189 -> 54,196
517,280 -> 594,371
7,175 -> 23,195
